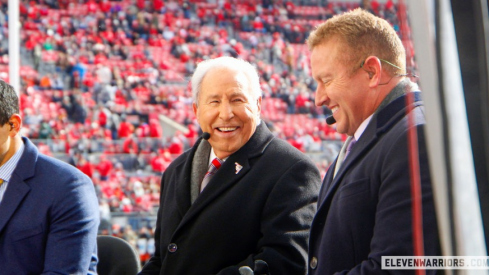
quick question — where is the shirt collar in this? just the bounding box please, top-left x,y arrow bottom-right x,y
353,114 -> 373,142
0,142 -> 25,182
208,147 -> 228,166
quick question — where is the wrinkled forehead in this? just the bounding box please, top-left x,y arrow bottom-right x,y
202,68 -> 254,98
234,71 -> 253,96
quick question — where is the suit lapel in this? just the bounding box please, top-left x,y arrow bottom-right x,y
174,123 -> 274,232
0,137 -> 36,234
0,176 -> 31,234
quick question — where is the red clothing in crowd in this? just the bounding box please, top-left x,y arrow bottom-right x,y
153,0 -> 164,11
150,154 -> 167,173
136,123 -> 150,138
99,0 -> 111,13
96,155 -> 113,180
123,137 -> 139,154
137,0 -> 145,10
78,159 -> 94,178
118,121 -> 133,138
149,119 -> 163,138
184,124 -> 197,146
288,138 -> 304,152
98,110 -> 108,128
168,139 -> 183,155
86,0 -> 98,13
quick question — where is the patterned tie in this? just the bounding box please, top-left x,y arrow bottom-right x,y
0,178 -> 4,187
344,137 -> 357,160
200,158 -> 223,192
333,136 -> 356,178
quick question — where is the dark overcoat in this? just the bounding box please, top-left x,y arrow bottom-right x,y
140,123 -> 321,275
308,91 -> 440,274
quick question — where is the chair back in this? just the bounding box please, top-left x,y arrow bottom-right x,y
97,235 -> 141,275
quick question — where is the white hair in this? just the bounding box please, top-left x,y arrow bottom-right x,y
191,56 -> 262,106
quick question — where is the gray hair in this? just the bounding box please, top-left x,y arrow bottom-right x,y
191,56 -> 262,106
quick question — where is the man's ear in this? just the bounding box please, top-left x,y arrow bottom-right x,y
8,114 -> 22,136
192,102 -> 200,124
256,96 -> 262,114
192,102 -> 198,117
362,56 -> 382,86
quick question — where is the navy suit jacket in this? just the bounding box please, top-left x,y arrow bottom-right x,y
0,137 -> 100,274
309,92 -> 440,274
139,123 -> 321,275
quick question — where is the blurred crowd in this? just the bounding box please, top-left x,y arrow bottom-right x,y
0,0 -> 409,265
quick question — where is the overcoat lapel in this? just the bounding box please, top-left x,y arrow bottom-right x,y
319,123 -> 379,208
318,92 -> 423,211
173,158 -> 193,218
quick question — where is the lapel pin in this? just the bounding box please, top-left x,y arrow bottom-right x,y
235,162 -> 243,174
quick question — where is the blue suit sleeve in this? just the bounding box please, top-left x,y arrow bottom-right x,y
41,173 -> 100,275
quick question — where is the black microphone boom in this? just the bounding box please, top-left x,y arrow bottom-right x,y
326,115 -> 336,125
202,132 -> 211,140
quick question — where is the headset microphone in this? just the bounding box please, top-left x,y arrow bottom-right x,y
326,115 -> 336,125
202,132 -> 211,140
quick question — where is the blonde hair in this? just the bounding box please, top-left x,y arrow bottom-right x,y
306,8 -> 406,76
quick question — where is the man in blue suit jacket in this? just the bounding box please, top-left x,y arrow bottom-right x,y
306,9 -> 440,274
0,80 -> 100,274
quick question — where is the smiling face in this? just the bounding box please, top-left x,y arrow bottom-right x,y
193,67 -> 261,159
311,37 -> 376,136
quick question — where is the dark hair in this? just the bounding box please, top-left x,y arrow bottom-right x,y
0,80 -> 19,125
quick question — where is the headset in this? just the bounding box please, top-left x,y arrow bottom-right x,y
360,57 -> 418,83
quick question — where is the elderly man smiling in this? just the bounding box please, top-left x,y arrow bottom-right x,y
138,56 -> 321,275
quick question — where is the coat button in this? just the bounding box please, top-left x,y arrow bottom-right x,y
310,257 -> 318,269
168,243 -> 177,253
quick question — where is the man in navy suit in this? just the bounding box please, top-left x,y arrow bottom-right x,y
307,9 -> 440,274
0,80 -> 99,274
139,56 -> 321,275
